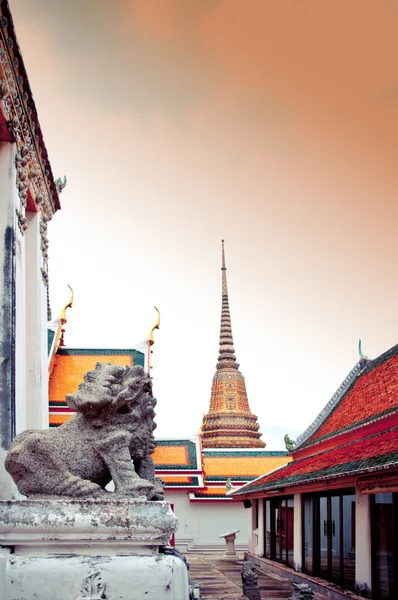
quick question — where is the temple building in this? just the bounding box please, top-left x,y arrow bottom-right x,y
48,242 -> 290,550
0,0 -> 62,499
233,346 -> 398,600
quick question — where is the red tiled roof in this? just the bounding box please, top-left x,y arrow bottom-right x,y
312,353 -> 398,443
233,426 -> 398,496
294,346 -> 398,450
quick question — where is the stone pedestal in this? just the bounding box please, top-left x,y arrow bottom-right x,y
0,499 -> 190,600
219,529 -> 240,560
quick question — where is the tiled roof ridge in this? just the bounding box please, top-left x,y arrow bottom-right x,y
233,425 -> 398,495
294,360 -> 365,449
363,342 -> 398,374
299,405 -> 398,450
295,343 -> 398,450
268,425 -> 398,477
235,451 -> 398,495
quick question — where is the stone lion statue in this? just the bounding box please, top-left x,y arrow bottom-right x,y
5,363 -> 164,500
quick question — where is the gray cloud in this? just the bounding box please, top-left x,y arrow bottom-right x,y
12,0 -> 222,118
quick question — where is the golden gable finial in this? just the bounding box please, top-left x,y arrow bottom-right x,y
148,306 -> 160,346
60,284 -> 74,324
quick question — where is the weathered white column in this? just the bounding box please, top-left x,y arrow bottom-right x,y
0,142 -> 17,500
14,215 -> 26,435
355,491 -> 372,597
25,212 -> 48,430
248,502 -> 255,553
293,493 -> 302,572
257,498 -> 264,557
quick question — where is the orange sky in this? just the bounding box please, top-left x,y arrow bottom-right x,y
11,0 -> 398,448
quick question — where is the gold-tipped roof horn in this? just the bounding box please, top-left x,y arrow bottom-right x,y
148,306 -> 160,346
60,284 -> 74,324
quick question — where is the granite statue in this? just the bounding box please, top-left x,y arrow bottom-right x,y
5,363 -> 164,500
241,561 -> 260,600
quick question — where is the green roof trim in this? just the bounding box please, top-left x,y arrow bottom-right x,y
56,348 -> 145,367
203,451 -> 287,458
206,476 -> 253,482
155,440 -> 198,470
47,329 -> 55,356
193,493 -> 232,499
163,477 -> 200,487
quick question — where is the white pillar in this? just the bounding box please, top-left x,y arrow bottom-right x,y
293,493 -> 302,572
257,498 -> 264,557
14,220 -> 26,435
0,142 -> 17,499
355,492 -> 372,596
248,502 -> 255,553
25,212 -> 48,429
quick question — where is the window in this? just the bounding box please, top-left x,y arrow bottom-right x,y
371,492 -> 398,600
302,490 -> 355,591
263,496 -> 294,568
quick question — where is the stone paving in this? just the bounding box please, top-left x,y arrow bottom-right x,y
186,552 -> 330,600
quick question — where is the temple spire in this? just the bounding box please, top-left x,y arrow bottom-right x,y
217,240 -> 239,370
200,241 -> 265,448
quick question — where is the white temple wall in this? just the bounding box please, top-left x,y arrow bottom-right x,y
0,142 -> 48,500
165,491 -> 250,552
25,212 -> 48,430
15,219 -> 26,435
0,142 -> 18,499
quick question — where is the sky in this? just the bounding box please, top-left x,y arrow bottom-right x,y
11,0 -> 398,449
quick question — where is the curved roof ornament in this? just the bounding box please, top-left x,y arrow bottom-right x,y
55,175 -> 67,194
358,339 -> 364,359
148,306 -> 160,346
60,284 -> 74,324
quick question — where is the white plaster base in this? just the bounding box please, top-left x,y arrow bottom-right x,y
0,552 -> 189,600
0,499 -> 190,600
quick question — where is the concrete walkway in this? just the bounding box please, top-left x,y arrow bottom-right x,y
186,552 -> 331,600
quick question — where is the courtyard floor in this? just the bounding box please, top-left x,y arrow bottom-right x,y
186,552 -> 329,600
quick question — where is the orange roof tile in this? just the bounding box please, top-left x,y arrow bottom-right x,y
202,451 -> 290,481
152,445 -> 189,467
49,413 -> 72,427
49,353 -> 136,401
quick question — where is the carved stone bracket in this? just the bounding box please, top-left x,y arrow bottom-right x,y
76,571 -> 107,600
0,28 -> 59,220
15,206 -> 27,232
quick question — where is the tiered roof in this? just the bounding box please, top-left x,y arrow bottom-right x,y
233,344 -> 398,498
201,241 -> 265,448
190,449 -> 289,501
49,348 -> 144,427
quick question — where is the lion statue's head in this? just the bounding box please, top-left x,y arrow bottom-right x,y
66,363 -> 156,432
